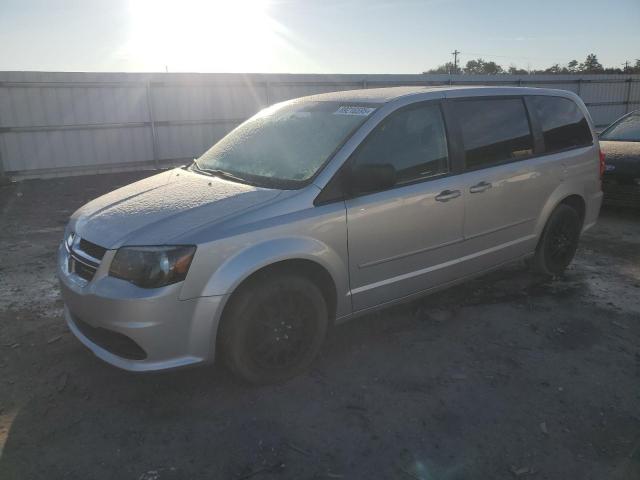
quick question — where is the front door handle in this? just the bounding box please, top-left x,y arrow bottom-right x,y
435,189 -> 461,202
469,181 -> 492,193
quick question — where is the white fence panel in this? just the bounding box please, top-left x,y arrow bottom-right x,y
1,71 -> 639,178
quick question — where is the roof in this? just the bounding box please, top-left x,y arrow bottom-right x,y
295,85 -> 576,104
297,86 -> 445,103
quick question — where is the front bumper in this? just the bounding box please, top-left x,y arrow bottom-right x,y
602,177 -> 640,208
57,243 -> 226,372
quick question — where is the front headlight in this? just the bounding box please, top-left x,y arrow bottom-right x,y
109,246 -> 196,288
65,231 -> 75,249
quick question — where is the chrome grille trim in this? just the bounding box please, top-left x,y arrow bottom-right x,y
66,235 -> 106,282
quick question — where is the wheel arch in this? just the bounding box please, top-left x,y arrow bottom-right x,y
535,187 -> 587,239
213,256 -> 340,361
222,258 -> 338,323
202,235 -> 347,319
558,194 -> 586,227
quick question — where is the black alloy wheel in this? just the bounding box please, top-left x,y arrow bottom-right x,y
220,272 -> 328,385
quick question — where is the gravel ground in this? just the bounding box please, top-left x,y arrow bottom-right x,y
0,172 -> 639,480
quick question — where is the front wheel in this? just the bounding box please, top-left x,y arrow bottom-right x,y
531,204 -> 582,276
219,273 -> 328,385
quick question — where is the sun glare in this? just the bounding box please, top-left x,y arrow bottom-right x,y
123,0 -> 282,72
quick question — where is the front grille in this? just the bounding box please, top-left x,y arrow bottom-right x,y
79,238 -> 107,260
71,258 -> 96,281
72,315 -> 147,360
68,236 -> 107,282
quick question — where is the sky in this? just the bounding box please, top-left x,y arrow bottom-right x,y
0,0 -> 638,74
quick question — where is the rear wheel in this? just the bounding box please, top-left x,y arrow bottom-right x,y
219,273 -> 328,385
531,204 -> 581,276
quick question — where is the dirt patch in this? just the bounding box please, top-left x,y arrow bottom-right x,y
1,173 -> 639,479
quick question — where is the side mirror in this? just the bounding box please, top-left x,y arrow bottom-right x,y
350,163 -> 396,194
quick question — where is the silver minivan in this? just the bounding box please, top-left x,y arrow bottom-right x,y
57,86 -> 603,383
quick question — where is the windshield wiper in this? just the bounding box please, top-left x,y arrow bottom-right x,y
191,160 -> 250,185
190,159 -> 295,190
202,168 -> 248,183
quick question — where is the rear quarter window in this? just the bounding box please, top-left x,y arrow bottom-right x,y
600,112 -> 640,142
528,96 -> 593,153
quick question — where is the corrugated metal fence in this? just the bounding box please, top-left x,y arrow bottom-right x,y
1,71 -> 639,178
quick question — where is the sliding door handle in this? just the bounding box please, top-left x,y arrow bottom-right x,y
435,189 -> 461,202
469,181 -> 492,193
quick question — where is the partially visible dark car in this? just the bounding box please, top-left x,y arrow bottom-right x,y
599,110 -> 640,208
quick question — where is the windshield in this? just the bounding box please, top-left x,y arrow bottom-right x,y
195,101 -> 377,188
600,112 -> 640,142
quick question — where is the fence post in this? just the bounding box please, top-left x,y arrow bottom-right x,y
624,77 -> 632,113
576,78 -> 583,97
362,79 -> 367,89
0,96 -> 7,182
0,135 -> 7,184
265,81 -> 270,105
145,81 -> 160,169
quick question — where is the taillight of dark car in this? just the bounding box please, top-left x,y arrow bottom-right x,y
599,149 -> 606,178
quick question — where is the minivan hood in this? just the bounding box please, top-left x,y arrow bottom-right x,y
72,168 -> 282,248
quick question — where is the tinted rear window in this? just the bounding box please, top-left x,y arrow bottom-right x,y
600,112 -> 640,142
451,98 -> 534,170
529,96 -> 592,152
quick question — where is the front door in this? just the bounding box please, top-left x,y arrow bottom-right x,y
345,101 -> 465,311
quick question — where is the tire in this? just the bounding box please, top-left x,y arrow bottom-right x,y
531,204 -> 581,276
219,272 -> 328,385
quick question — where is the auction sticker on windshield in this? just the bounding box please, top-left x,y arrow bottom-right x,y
334,106 -> 376,116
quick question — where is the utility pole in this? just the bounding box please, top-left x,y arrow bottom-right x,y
451,49 -> 460,74
622,60 -> 629,72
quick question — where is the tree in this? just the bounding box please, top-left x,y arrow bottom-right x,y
463,59 -> 482,74
483,61 -> 503,74
579,53 -> 603,73
423,62 -> 460,74
508,64 -> 528,75
423,53 -> 633,76
464,58 -> 503,74
544,64 -> 563,74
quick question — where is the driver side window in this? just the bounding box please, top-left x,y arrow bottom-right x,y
351,102 -> 449,187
